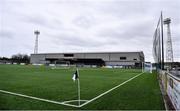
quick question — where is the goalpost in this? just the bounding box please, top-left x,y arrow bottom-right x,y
51,60 -> 71,69
142,62 -> 152,73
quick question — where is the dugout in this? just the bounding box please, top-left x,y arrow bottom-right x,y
45,58 -> 105,67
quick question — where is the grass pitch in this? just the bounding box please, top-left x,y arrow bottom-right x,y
0,65 -> 164,110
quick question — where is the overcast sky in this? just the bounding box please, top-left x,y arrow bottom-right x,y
0,0 -> 180,62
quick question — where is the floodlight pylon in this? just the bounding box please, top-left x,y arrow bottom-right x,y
34,30 -> 40,54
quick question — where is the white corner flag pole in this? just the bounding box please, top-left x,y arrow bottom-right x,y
77,68 -> 80,106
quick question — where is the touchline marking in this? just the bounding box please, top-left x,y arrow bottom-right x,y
80,72 -> 144,107
0,89 -> 80,108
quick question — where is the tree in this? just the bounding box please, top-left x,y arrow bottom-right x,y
11,54 -> 30,64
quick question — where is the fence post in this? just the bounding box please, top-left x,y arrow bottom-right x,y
165,71 -> 168,95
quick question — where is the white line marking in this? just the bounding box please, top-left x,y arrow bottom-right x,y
0,89 -> 80,108
0,72 -> 143,108
62,100 -> 88,104
80,72 -> 144,107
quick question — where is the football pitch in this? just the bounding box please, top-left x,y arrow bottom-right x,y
0,65 -> 165,110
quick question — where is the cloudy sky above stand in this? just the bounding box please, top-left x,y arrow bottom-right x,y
0,0 -> 180,62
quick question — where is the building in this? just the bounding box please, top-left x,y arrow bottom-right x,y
30,51 -> 144,68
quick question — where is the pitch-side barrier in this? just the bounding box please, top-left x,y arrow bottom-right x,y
159,70 -> 180,110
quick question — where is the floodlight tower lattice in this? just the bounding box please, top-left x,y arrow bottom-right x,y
164,18 -> 174,63
34,30 -> 40,54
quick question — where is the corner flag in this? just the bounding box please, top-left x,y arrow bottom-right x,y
72,68 -> 81,106
72,70 -> 79,81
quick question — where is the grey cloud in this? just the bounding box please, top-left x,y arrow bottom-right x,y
1,0 -> 179,61
23,44 -> 33,51
49,33 -> 109,48
72,15 -> 95,29
97,0 -> 180,18
22,13 -> 63,30
24,15 -> 50,28
97,20 -> 154,43
25,15 -> 47,26
0,30 -> 14,39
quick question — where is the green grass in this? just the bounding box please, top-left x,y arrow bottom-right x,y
0,64 -> 164,110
